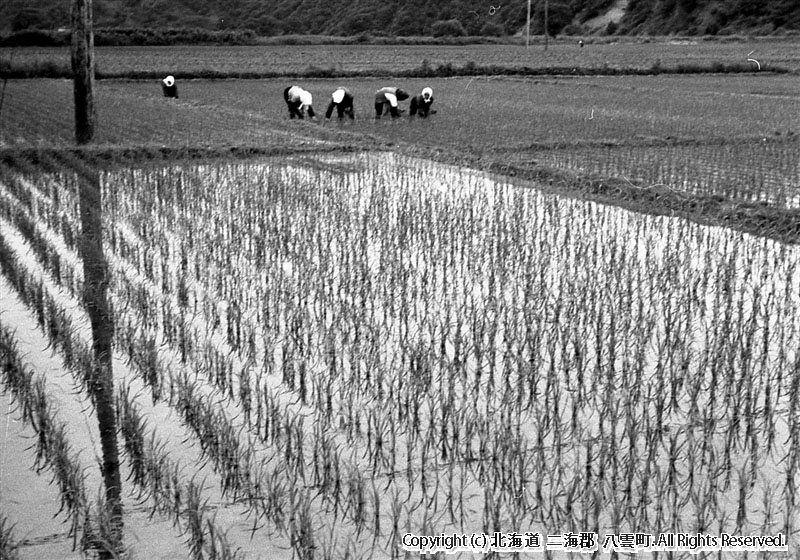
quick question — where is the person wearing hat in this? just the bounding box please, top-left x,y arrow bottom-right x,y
410,87 -> 435,118
325,87 -> 355,119
374,86 -> 409,119
162,75 -> 178,98
284,85 -> 315,119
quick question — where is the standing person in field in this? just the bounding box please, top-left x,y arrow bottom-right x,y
284,85 -> 315,119
325,87 -> 355,119
162,75 -> 178,98
410,87 -> 436,118
374,86 -> 409,119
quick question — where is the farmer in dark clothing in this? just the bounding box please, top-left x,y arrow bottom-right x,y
410,87 -> 435,117
374,86 -> 409,118
284,85 -> 315,119
325,87 -> 355,119
162,75 -> 178,98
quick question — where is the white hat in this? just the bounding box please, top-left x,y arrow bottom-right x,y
332,89 -> 346,104
422,87 -> 433,101
163,75 -> 175,87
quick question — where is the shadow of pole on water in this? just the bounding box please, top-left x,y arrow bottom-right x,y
77,168 -> 124,558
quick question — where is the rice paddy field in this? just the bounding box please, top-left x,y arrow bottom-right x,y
1,42 -> 800,559
2,71 -> 799,208
3,39 -> 800,75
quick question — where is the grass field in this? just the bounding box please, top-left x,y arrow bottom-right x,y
1,42 -> 800,559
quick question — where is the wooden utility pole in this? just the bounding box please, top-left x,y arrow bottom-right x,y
526,0 -> 531,48
72,0 -> 123,556
544,0 -> 549,51
71,0 -> 95,144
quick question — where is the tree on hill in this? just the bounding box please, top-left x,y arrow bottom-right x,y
4,0 -> 69,31
1,0 -> 798,37
432,19 -> 466,37
531,0 -> 575,35
618,0 -> 800,34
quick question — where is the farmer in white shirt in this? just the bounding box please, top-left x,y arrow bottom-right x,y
410,87 -> 435,117
374,86 -> 409,119
162,75 -> 178,98
325,87 -> 355,119
284,85 -> 315,119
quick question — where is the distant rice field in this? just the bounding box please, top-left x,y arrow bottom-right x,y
3,72 -> 797,208
2,38 -> 800,75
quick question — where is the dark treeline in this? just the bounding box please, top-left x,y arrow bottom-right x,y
1,0 -> 798,42
0,28 -> 260,47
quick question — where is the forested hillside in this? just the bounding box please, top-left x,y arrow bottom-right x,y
1,0 -> 798,37
620,0 -> 799,35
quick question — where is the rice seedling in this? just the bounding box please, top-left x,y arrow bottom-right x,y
0,321 -> 91,552
115,381 -> 250,559
0,513 -> 21,560
3,145 -> 800,558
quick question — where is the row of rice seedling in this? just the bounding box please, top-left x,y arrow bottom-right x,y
106,205 -> 405,558
3,149 -> 799,557
95,152 -> 800,555
0,166 -> 285,558
539,138 -> 800,208
117,382 -> 248,560
0,217 -> 152,557
5,154 -> 561,557
0,218 -> 274,559
0,312 -> 99,554
0,513 -> 21,560
2,155 -> 383,558
0,162 -> 81,256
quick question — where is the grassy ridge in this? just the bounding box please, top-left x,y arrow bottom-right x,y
0,58 -> 783,80
3,39 -> 800,79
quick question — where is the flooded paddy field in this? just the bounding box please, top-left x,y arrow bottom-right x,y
1,151 -> 798,558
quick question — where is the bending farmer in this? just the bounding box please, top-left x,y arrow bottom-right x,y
162,75 -> 178,98
284,85 -> 315,119
410,87 -> 435,117
374,86 -> 409,118
326,87 -> 355,119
